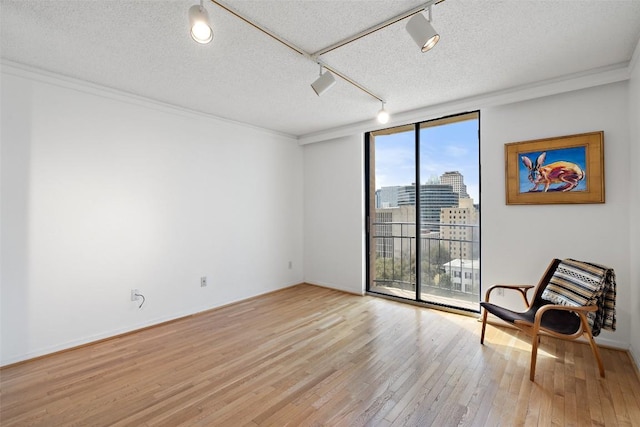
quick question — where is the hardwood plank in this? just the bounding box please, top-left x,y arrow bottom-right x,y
1,284 -> 639,426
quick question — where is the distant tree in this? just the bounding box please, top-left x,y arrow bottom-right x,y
373,254 -> 418,290
438,273 -> 452,290
429,244 -> 452,266
418,243 -> 451,288
421,259 -> 435,284
375,257 -> 395,281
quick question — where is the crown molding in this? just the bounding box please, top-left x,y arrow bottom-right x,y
629,37 -> 640,76
0,60 -> 298,141
2,58 -> 632,146
297,62 -> 631,145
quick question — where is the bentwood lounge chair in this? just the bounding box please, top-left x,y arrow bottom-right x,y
480,258 -> 616,381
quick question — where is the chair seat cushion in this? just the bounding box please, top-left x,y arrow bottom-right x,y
480,301 -> 581,336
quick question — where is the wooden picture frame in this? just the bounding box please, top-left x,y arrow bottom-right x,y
505,131 -> 604,205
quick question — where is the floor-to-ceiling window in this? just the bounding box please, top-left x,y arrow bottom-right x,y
366,111 -> 480,312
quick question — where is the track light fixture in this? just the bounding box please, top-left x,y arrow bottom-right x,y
406,6 -> 439,52
377,101 -> 390,124
311,65 -> 337,97
205,0 -> 442,125
189,0 -> 213,44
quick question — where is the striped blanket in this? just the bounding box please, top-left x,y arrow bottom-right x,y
540,258 -> 616,336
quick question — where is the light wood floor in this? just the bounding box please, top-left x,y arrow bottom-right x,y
2,284 -> 639,426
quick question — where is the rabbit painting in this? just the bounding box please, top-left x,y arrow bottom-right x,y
521,152 -> 584,192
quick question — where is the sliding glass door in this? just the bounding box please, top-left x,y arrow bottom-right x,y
366,112 -> 480,312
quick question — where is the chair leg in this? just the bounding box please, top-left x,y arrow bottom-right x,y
480,308 -> 488,344
529,319 -> 543,382
530,332 -> 539,382
587,334 -> 605,378
580,316 -> 605,378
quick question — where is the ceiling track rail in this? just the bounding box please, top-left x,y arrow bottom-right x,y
320,62 -> 384,103
311,0 -> 440,58
210,0 -> 310,58
209,0 -> 443,105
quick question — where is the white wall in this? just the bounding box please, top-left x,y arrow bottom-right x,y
482,82 -> 631,349
303,135 -> 364,294
304,81 -> 633,350
628,50 -> 640,366
0,67 -> 304,365
2,64 -> 635,367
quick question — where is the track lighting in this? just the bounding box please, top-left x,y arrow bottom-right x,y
406,6 -> 439,52
311,65 -> 336,97
377,102 -> 390,124
202,0 -> 443,120
189,1 -> 213,44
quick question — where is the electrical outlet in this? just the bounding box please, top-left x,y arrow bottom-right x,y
131,289 -> 139,301
200,276 -> 207,287
288,261 -> 292,270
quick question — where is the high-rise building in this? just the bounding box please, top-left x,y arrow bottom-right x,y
440,171 -> 469,199
374,205 -> 416,259
420,184 -> 459,231
396,184 -> 415,206
375,186 -> 400,208
440,197 -> 479,260
376,183 -> 461,232
397,184 -> 458,232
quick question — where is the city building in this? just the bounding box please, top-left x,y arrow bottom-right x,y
375,186 -> 400,208
440,171 -> 470,199
374,205 -> 415,259
442,258 -> 481,295
396,183 -> 459,232
440,197 -> 479,260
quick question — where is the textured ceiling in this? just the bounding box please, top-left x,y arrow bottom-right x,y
2,0 -> 640,137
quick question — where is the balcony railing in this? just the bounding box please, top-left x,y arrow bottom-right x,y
371,221 -> 480,307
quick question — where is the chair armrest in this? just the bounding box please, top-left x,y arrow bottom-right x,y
529,303 -> 597,338
484,284 -> 535,306
537,304 -> 597,314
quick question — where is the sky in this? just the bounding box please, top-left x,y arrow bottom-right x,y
374,118 -> 480,202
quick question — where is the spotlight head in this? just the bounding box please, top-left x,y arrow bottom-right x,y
311,71 -> 337,96
406,12 -> 439,52
377,105 -> 390,124
189,4 -> 213,44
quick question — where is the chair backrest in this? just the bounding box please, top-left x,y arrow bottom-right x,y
531,258 -> 563,307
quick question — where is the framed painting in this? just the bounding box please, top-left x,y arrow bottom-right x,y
505,131 -> 604,205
